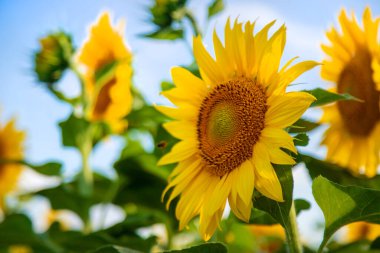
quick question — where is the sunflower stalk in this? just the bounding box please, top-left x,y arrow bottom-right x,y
286,201 -> 303,253
184,9 -> 202,37
78,124 -> 94,234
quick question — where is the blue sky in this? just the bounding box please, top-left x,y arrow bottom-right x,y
1,0 -> 379,245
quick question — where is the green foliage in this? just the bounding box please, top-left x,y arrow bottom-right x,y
144,0 -> 187,40
24,161 -> 62,176
144,28 -> 184,40
164,243 -> 227,253
294,199 -> 311,215
326,240 -> 380,253
208,0 -> 224,18
248,208 -> 278,225
91,246 -> 143,253
293,133 -> 309,146
302,154 -> 380,190
37,184 -> 91,222
59,114 -> 90,148
288,118 -> 320,134
305,88 -> 361,107
0,214 -> 61,253
312,176 -> 380,252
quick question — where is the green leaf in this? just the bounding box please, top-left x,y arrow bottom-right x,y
301,154 -> 380,190
328,240 -> 380,253
47,217 -> 156,253
113,156 -> 167,211
254,165 -> 294,238
164,243 -> 227,253
293,133 -> 309,146
144,28 -> 183,40
91,245 -> 143,253
161,80 -> 175,92
26,161 -> 62,176
294,199 -> 311,215
312,176 -> 380,252
37,184 -> 91,222
288,118 -> 320,134
248,208 -> 278,225
0,214 -> 61,252
304,88 -> 361,107
208,0 -> 224,18
371,237 -> 380,250
59,114 -> 89,148
127,105 -> 168,136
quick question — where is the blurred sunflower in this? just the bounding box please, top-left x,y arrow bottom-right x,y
321,8 -> 380,177
346,221 -> 380,242
157,19 -> 317,240
77,12 -> 133,132
0,118 -> 25,208
250,224 -> 285,253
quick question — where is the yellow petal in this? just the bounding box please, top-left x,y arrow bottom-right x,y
170,67 -> 208,105
200,206 -> 225,241
260,127 -> 297,153
193,36 -> 225,86
266,92 -> 316,128
154,105 -> 197,121
236,160 -> 255,206
253,142 -> 274,179
158,140 -> 197,165
203,172 -> 233,216
266,146 -> 296,165
176,170 -> 211,230
163,121 -> 197,140
254,166 -> 284,202
276,61 -> 319,93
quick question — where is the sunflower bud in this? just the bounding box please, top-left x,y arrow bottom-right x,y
34,31 -> 73,84
144,0 -> 187,40
151,0 -> 187,27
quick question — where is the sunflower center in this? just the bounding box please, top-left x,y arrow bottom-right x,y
197,78 -> 267,176
337,47 -> 380,136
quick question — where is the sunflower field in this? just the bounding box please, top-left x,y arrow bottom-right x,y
1,0 -> 380,253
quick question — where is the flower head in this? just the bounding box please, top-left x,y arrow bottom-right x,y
321,8 -> 380,177
346,222 -> 380,242
77,12 -> 133,132
34,31 -> 73,84
0,117 -> 25,207
157,19 -> 317,240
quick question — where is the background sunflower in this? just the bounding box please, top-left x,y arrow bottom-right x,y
320,8 -> 380,177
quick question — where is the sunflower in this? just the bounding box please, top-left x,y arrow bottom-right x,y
346,222 -> 380,242
249,224 -> 285,253
156,19 -> 317,240
321,8 -> 380,177
77,12 -> 133,132
0,118 -> 25,208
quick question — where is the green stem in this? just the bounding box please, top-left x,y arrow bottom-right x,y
79,123 -> 93,195
164,218 -> 174,250
286,201 -> 303,253
78,125 -> 94,233
184,10 -> 202,37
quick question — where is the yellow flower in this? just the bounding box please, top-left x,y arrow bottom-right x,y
0,118 -> 25,207
346,221 -> 380,242
320,8 -> 380,177
157,19 -> 317,240
249,224 -> 285,240
249,224 -> 285,253
9,245 -> 32,253
77,12 -> 133,132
